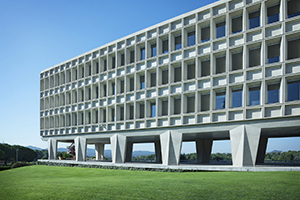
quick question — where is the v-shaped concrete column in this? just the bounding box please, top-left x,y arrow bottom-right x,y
196,139 -> 213,164
110,134 -> 126,163
160,130 -> 182,165
95,143 -> 105,160
125,141 -> 133,162
230,125 -> 261,166
75,136 -> 87,161
48,138 -> 57,160
155,141 -> 162,163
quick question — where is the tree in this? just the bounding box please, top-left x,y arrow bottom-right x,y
0,149 -> 5,160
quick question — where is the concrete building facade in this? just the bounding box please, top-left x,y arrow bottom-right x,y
40,0 -> 300,167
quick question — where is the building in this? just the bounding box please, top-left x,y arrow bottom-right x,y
40,0 -> 300,166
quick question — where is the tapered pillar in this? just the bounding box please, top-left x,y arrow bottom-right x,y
48,138 -> 57,160
155,141 -> 162,163
256,136 -> 268,164
160,130 -> 182,165
95,143 -> 105,160
230,125 -> 261,166
75,136 -> 87,161
125,142 -> 133,162
196,139 -> 213,164
110,134 -> 126,163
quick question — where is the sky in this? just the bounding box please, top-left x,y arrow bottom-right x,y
0,0 -> 299,154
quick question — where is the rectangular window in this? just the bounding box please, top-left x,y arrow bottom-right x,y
216,91 -> 226,110
151,102 -> 156,117
96,62 -> 99,74
187,63 -> 195,79
175,35 -> 182,50
267,4 -> 279,24
112,57 -> 116,69
140,104 -> 144,118
112,82 -> 115,95
216,21 -> 225,38
151,72 -> 156,87
287,80 -> 300,101
201,60 -> 210,77
188,31 -> 195,46
130,77 -> 134,91
140,75 -> 145,89
187,96 -> 195,113
249,47 -> 261,67
249,10 -> 260,29
267,83 -> 280,104
162,100 -> 168,116
232,16 -> 242,33
103,84 -> 107,97
201,93 -> 210,111
129,105 -> 134,120
111,108 -> 115,122
288,38 -> 300,60
288,0 -> 300,18
88,65 -> 91,76
95,110 -> 98,123
232,88 -> 242,108
120,54 -> 125,66
151,44 -> 157,57
96,86 -> 99,98
104,59 -> 107,71
174,66 -> 181,82
201,26 -> 210,42
162,69 -> 168,85
120,80 -> 125,93
216,56 -> 226,74
232,52 -> 242,71
120,107 -> 124,121
268,43 -> 280,64
140,47 -> 145,60
103,109 -> 106,123
162,39 -> 168,53
249,86 -> 260,106
174,98 -> 181,114
130,50 -> 135,63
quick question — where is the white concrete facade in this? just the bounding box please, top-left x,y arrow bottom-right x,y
41,0 -> 300,167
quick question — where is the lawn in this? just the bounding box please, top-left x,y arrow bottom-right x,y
0,165 -> 299,200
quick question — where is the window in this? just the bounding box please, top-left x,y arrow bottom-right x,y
140,47 -> 145,60
175,35 -> 182,50
120,54 -> 125,66
216,21 -> 225,38
112,56 -> 115,69
267,4 -> 279,24
151,72 -> 156,87
216,91 -> 226,110
96,62 -> 99,74
201,93 -> 210,111
287,80 -> 300,101
249,10 -> 260,29
216,55 -> 226,74
267,83 -> 280,104
232,16 -> 242,33
95,86 -> 99,98
187,63 -> 195,80
151,102 -> 156,117
151,44 -> 157,57
232,88 -> 242,108
174,98 -> 181,114
120,80 -> 124,93
140,75 -> 145,89
129,105 -> 134,120
162,39 -> 168,53
249,86 -> 260,106
103,84 -> 107,97
174,66 -> 181,82
112,82 -> 115,95
130,50 -> 135,63
88,65 -> 91,76
120,107 -> 124,121
104,59 -> 107,71
232,52 -> 242,71
111,108 -> 115,122
130,77 -> 134,91
288,38 -> 300,60
187,96 -> 195,113
249,47 -> 261,67
140,104 -> 145,118
268,43 -> 280,64
201,26 -> 210,42
188,31 -> 195,46
162,69 -> 168,85
288,0 -> 300,18
201,59 -> 210,77
162,100 -> 168,116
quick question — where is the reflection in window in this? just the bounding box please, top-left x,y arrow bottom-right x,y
288,0 -> 300,18
287,80 -> 300,101
140,47 -> 145,60
175,35 -> 182,50
249,47 -> 261,67
267,83 -> 280,104
151,44 -> 157,57
216,21 -> 225,38
140,75 -> 145,89
216,91 -> 226,110
249,10 -> 260,29
162,39 -> 168,54
232,16 -> 242,33
151,102 -> 156,117
188,31 -> 195,46
268,43 -> 280,64
267,4 -> 279,24
249,86 -> 260,106
201,26 -> 210,42
232,88 -> 242,108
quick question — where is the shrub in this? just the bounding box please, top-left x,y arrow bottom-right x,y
11,162 -> 31,169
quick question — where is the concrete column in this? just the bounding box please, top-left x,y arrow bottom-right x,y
230,125 -> 261,167
154,141 -> 162,163
74,136 -> 87,161
125,142 -> 133,162
110,134 -> 126,163
196,139 -> 213,164
256,136 -> 268,164
160,130 -> 182,165
95,143 -> 105,160
48,138 -> 57,160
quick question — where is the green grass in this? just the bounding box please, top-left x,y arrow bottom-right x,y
0,165 -> 299,200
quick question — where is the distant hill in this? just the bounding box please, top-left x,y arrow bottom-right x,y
268,150 -> 282,153
26,146 -> 44,151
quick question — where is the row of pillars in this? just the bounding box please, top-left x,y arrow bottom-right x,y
48,124 -> 267,167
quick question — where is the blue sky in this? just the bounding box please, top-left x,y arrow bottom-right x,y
0,0 -> 299,153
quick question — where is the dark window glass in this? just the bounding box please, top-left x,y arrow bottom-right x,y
96,62 -> 99,73
103,84 -> 107,97
120,54 -> 125,66
151,72 -> 156,87
120,80 -> 124,93
232,52 -> 243,71
249,10 -> 260,29
187,63 -> 195,79
103,110 -> 106,122
151,44 -> 157,57
188,31 -> 195,46
232,88 -> 242,108
288,38 -> 300,60
140,104 -> 144,118
130,77 -> 134,91
249,86 -> 260,106
151,103 -> 156,117
120,107 -> 124,121
104,60 -> 107,71
249,48 -> 261,67
267,4 -> 279,24
187,96 -> 195,113
268,43 -> 280,64
162,69 -> 168,85
162,39 -> 168,53
129,105 -> 134,119
216,21 -> 225,38
201,60 -> 210,77
216,91 -> 226,110
111,108 -> 115,121
216,56 -> 226,74
201,26 -> 210,42
232,16 -> 242,33
112,57 -> 115,69
174,66 -> 181,82
201,94 -> 210,111
267,83 -> 280,104
162,100 -> 168,116
288,0 -> 300,18
174,98 -> 181,114
130,50 -> 135,63
175,35 -> 182,50
112,82 -> 115,95
140,47 -> 145,60
287,80 -> 300,101
140,75 -> 145,89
